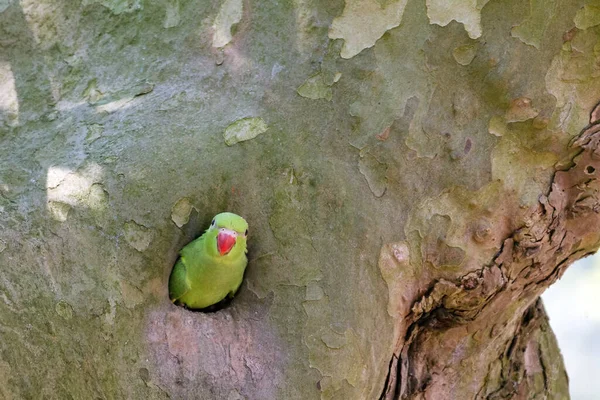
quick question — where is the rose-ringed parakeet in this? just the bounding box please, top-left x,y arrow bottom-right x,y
169,212 -> 248,309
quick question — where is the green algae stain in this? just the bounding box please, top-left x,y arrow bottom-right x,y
489,117 -> 561,207
82,0 -> 142,15
297,73 -> 333,101
488,116 -> 507,137
511,0 -> 557,49
223,117 -> 268,146
55,300 -> 74,320
574,4 -> 600,30
545,28 -> 600,133
453,44 -> 478,66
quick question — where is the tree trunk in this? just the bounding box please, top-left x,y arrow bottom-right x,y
1,0 -> 598,399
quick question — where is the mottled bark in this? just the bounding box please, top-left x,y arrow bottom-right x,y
382,109 -> 600,399
1,0 -> 599,399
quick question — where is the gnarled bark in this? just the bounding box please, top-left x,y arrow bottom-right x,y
382,109 -> 600,399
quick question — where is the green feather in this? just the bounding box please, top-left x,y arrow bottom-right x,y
168,257 -> 191,303
168,212 -> 248,309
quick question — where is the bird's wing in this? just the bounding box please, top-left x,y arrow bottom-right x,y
168,258 -> 191,302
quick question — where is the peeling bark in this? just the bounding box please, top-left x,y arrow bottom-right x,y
381,106 -> 600,399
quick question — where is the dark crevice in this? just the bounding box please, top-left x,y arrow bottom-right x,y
537,342 -> 549,393
176,295 -> 235,313
379,354 -> 399,400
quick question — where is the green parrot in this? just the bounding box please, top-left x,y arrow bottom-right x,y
169,212 -> 249,309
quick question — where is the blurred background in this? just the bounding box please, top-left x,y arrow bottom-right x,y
543,253 -> 600,400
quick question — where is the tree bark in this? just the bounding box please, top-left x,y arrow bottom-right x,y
1,0 -> 598,399
381,113 -> 600,398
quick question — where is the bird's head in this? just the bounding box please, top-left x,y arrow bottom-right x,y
209,212 -> 248,256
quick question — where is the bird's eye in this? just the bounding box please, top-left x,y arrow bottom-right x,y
211,219 -> 215,226
244,229 -> 248,237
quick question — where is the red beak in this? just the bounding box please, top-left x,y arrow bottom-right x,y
217,231 -> 236,255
